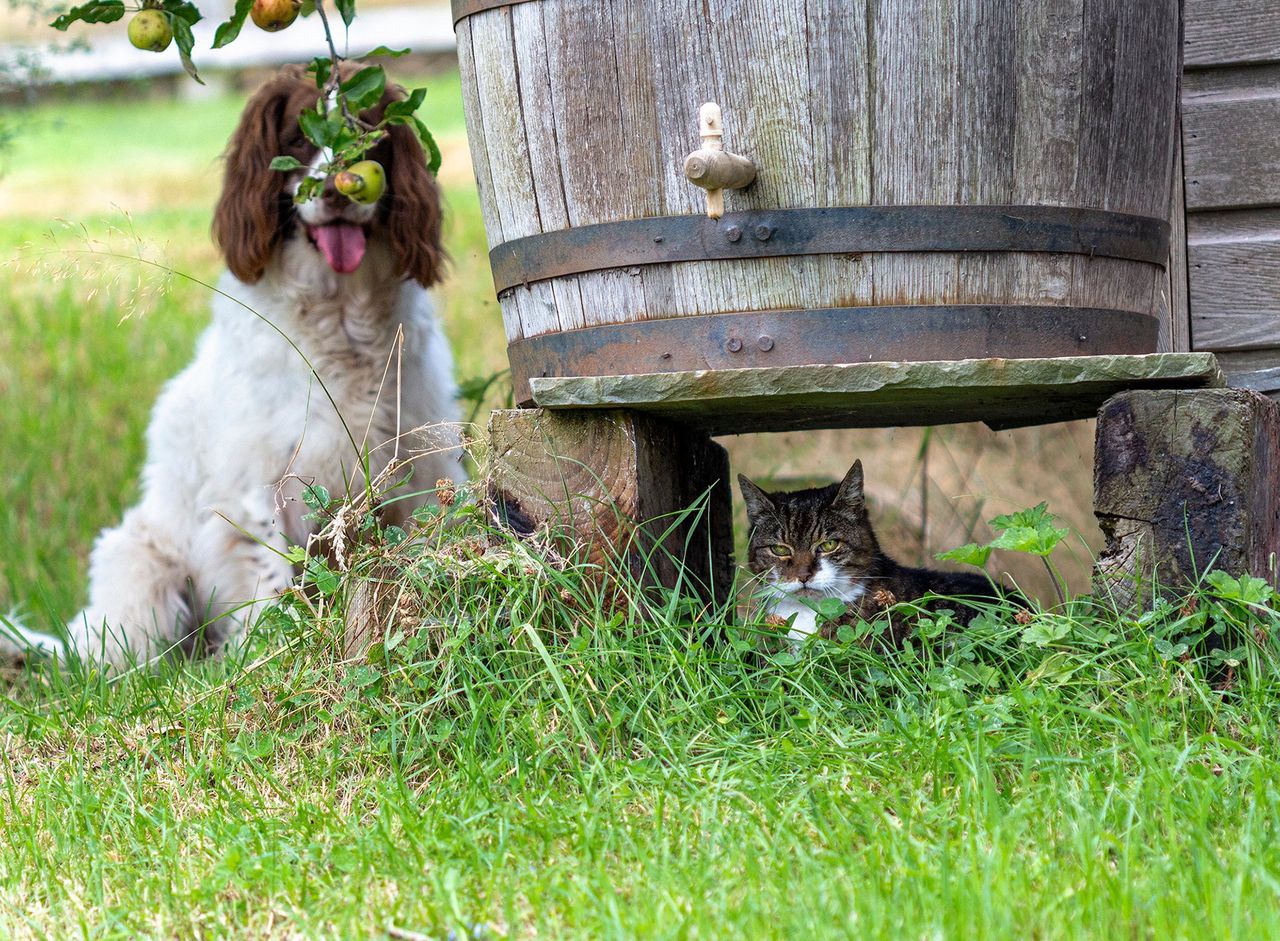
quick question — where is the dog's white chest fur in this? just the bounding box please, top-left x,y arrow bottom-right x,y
175,246 -> 458,543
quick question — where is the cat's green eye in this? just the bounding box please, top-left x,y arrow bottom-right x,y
768,544 -> 792,557
817,539 -> 842,553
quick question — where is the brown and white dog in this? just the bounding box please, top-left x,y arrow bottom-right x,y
2,66 -> 463,667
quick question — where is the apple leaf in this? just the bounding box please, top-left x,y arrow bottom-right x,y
212,0 -> 254,48
294,176 -> 323,204
161,0 -> 201,25
359,46 -> 410,58
270,156 -> 305,171
340,66 -> 385,111
177,51 -> 203,85
170,16 -> 204,85
328,119 -> 359,154
383,86 -> 427,121
299,108 -> 336,148
412,116 -> 442,175
333,0 -> 356,27
308,56 -> 332,89
50,0 -> 125,29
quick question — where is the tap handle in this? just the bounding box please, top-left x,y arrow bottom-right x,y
684,102 -> 756,219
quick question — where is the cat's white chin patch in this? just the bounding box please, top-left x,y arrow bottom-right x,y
763,581 -> 868,648
770,596 -> 821,641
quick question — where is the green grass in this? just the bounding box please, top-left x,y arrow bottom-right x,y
4,489 -> 1280,939
5,73 -> 1280,940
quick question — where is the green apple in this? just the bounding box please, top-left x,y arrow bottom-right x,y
250,0 -> 301,32
127,9 -> 172,52
334,160 -> 387,205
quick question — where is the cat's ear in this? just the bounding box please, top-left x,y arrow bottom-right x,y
833,459 -> 865,509
737,473 -> 776,519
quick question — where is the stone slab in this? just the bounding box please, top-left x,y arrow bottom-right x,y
528,353 -> 1223,434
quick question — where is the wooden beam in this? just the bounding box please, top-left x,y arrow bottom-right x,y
486,408 -> 734,605
1184,0 -> 1280,68
1183,70 -> 1280,211
1217,348 -> 1280,394
1094,388 -> 1280,609
1187,210 -> 1280,351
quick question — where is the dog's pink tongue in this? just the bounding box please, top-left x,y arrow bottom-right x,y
311,223 -> 366,273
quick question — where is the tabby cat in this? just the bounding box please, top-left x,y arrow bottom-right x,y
739,459 -> 1017,642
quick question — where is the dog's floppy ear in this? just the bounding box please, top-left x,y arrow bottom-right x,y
213,73 -> 295,283
384,118 -> 444,288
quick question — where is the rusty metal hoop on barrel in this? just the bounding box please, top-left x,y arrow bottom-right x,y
489,205 -> 1170,293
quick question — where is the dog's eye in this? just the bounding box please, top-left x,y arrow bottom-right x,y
817,539 -> 841,553
768,544 -> 792,557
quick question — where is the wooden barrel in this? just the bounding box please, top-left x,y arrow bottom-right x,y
453,0 -> 1181,412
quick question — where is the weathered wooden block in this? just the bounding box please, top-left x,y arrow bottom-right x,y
1094,388 -> 1280,607
486,408 -> 734,604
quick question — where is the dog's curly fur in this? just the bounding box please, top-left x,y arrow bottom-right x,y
2,66 -> 463,667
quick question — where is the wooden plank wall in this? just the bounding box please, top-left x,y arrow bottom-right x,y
1183,0 -> 1280,392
